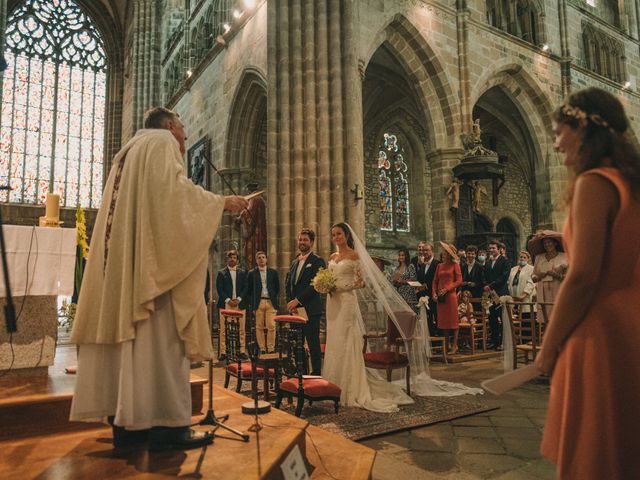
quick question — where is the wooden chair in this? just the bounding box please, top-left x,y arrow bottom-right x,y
363,318 -> 411,395
222,309 -> 272,394
274,315 -> 341,417
503,302 -> 551,368
429,336 -> 448,363
457,299 -> 487,355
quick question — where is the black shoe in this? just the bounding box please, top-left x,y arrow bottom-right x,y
239,352 -> 249,360
112,425 -> 150,448
218,353 -> 227,361
149,426 -> 213,452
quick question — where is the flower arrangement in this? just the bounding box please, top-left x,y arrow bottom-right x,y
312,267 -> 336,295
59,299 -> 77,332
76,204 -> 89,259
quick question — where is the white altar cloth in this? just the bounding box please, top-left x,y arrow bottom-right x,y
0,225 -> 77,297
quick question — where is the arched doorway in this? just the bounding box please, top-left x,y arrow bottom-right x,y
496,217 -> 519,262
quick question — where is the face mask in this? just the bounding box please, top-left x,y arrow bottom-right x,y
519,260 -> 528,267
477,255 -> 486,262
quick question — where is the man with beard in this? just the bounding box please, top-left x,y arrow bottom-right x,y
286,228 -> 326,375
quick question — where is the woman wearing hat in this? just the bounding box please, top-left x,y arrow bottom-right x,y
536,88 -> 640,479
432,242 -> 462,354
530,232 -> 567,318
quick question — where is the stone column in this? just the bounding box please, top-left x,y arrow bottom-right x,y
129,0 -> 162,133
456,0 -> 471,129
267,0 -> 364,269
426,148 -> 464,243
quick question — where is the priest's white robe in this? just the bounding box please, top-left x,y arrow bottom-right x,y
70,129 -> 224,429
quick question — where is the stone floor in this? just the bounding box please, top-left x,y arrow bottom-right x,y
363,358 -> 556,480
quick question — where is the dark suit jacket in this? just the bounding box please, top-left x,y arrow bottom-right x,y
216,267 -> 248,308
461,262 -> 484,298
286,252 -> 326,317
241,267 -> 280,311
483,256 -> 510,296
411,256 -> 440,299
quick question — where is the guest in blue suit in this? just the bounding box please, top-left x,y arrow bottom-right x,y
242,251 -> 280,353
216,250 -> 248,360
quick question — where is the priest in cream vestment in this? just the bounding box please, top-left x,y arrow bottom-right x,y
69,108 -> 246,449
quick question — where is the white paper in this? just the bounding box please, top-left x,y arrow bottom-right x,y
407,281 -> 424,287
281,444 -> 309,480
481,364 -> 541,395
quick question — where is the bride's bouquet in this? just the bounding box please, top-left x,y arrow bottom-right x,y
312,267 -> 336,294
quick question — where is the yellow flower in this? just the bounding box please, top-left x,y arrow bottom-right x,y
76,205 -> 89,259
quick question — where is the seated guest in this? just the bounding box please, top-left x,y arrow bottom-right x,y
242,251 -> 279,353
392,248 -> 417,306
458,290 -> 475,324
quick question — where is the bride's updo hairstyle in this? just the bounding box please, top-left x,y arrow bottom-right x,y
331,222 -> 354,249
554,87 -> 640,199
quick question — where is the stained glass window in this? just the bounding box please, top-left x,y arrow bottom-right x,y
0,0 -> 107,208
378,133 -> 410,232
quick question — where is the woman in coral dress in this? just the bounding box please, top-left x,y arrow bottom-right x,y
432,242 -> 462,354
536,87 -> 640,479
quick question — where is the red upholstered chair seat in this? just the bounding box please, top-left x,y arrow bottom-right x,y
279,378 -> 341,397
226,363 -> 275,379
363,351 -> 408,366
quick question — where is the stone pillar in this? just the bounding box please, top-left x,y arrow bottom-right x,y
426,149 -> 464,244
129,0 -> 162,133
456,0 -> 471,129
267,0 -> 364,269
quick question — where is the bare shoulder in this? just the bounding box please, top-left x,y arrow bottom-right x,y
574,173 -> 619,214
329,252 -> 339,261
347,250 -> 360,261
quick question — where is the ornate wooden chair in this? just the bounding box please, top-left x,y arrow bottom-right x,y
362,316 -> 411,395
274,315 -> 341,417
222,309 -> 272,394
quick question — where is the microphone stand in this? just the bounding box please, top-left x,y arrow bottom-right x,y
199,270 -> 249,442
0,186 -> 16,333
242,271 -> 270,426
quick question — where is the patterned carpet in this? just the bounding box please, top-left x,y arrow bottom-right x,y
215,374 -> 496,441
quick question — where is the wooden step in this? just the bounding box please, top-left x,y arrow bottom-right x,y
0,372 -> 208,442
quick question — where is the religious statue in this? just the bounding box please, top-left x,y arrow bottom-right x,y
235,181 -> 267,269
446,178 -> 462,210
472,181 -> 488,213
472,119 -> 482,143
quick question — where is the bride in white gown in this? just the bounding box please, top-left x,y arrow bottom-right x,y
322,223 -> 482,413
322,223 -> 413,412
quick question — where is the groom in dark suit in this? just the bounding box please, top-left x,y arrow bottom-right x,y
286,228 -> 326,375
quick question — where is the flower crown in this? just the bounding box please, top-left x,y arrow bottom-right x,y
561,104 -> 615,132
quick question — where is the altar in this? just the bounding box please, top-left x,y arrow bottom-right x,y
0,225 -> 76,373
